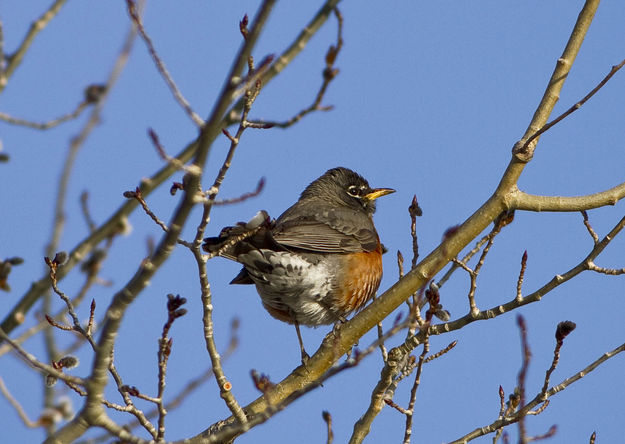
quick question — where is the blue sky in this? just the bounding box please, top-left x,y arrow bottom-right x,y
1,1 -> 624,443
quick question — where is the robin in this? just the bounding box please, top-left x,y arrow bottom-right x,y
203,167 -> 394,362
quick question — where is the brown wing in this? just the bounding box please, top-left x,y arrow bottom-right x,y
272,207 -> 379,253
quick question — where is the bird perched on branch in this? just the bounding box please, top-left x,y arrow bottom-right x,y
203,167 -> 394,363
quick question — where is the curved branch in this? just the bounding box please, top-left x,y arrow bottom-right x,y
511,181 -> 625,212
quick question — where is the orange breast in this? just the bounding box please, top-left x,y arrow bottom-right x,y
334,245 -> 383,314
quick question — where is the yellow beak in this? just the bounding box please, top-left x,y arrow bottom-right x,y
365,188 -> 396,201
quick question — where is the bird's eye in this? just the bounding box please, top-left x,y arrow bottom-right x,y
347,185 -> 360,197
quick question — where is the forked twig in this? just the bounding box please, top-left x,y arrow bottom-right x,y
518,57 -> 625,154
245,7 -> 344,129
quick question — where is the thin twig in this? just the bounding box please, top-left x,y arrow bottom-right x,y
148,128 -> 201,175
516,316 -> 531,444
47,254 -> 157,439
155,294 -> 187,440
0,376 -> 39,428
409,195 -> 422,268
1,0 -> 68,90
192,80 -> 266,423
402,336 -> 429,444
0,101 -> 89,129
0,247 -> 107,358
123,187 -> 193,248
80,191 -> 97,233
519,57 -> 625,154
407,196 -> 424,328
46,259 -> 90,340
211,177 -> 266,206
516,251 -> 528,302
322,411 -> 334,444
580,211 -> 599,244
244,7 -> 343,129
540,321 -> 576,398
423,340 -> 457,364
86,320 -> 239,443
586,262 -> 625,275
448,340 -> 625,443
189,14 -> 273,430
437,231 -> 492,288
0,327 -> 85,387
528,425 -> 557,442
471,215 -> 512,313
126,0 -> 204,127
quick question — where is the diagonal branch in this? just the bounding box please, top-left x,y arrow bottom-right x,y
449,340 -> 625,443
0,0 -> 68,91
126,0 -> 204,127
518,57 -> 625,154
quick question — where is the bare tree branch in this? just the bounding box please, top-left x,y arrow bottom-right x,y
126,0 -> 204,127
449,339 -> 625,443
0,0 -> 68,91
512,181 -> 625,212
518,57 -> 625,154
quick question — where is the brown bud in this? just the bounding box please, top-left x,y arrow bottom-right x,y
122,385 -> 140,396
53,251 -> 68,265
409,195 -> 423,217
84,84 -> 106,103
57,355 -> 79,369
239,14 -> 249,40
555,320 -> 576,342
46,374 -> 58,387
6,257 -> 23,266
174,308 -> 188,318
170,182 -> 184,196
434,308 -> 451,322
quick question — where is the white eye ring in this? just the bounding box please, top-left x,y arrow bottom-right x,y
347,185 -> 360,197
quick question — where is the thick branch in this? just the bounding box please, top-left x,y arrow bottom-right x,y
510,182 -> 625,212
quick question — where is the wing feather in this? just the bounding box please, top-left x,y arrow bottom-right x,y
273,207 -> 378,253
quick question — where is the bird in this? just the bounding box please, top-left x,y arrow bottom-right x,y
203,167 -> 394,363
